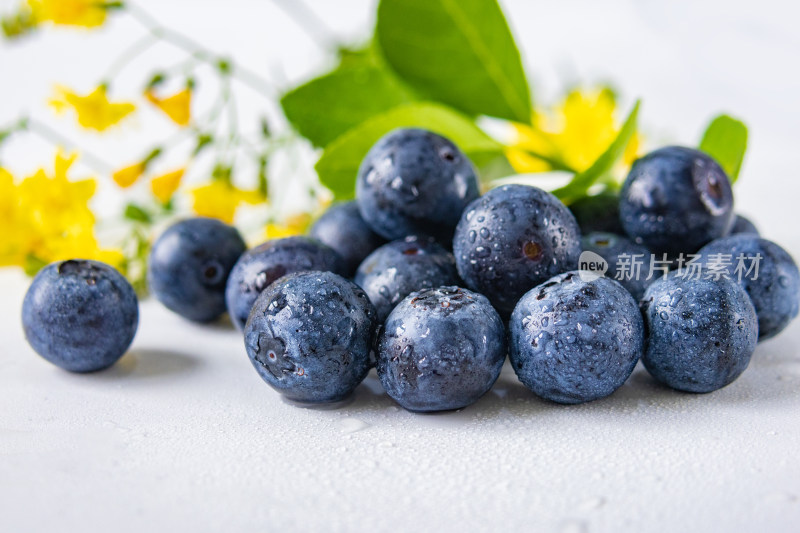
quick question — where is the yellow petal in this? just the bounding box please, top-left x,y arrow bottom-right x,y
113,163 -> 145,188
52,85 -> 135,132
146,88 -> 192,127
191,180 -> 262,224
28,0 -> 107,28
150,168 -> 185,204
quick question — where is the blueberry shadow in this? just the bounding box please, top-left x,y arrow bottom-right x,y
99,347 -> 202,379
337,349 -> 800,422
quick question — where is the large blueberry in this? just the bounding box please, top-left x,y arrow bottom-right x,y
309,201 -> 385,276
581,232 -> 653,300
453,184 -> 582,316
569,193 -> 625,235
148,217 -> 246,323
697,235 -> 799,340
619,146 -> 734,258
641,273 -> 758,392
728,214 -> 759,236
376,286 -> 506,412
244,271 -> 377,403
509,272 -> 644,404
356,128 -> 480,242
354,235 -> 460,323
22,260 -> 138,372
225,236 -> 345,331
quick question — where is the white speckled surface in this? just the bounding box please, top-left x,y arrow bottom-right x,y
2,0 -> 800,531
2,267 -> 800,532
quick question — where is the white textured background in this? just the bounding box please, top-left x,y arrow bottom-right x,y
1,1 -> 799,532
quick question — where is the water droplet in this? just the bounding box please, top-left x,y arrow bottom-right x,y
468,230 -> 477,243
339,418 -> 369,434
480,227 -> 491,239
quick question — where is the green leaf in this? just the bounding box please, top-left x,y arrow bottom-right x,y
315,102 -> 503,199
699,114 -> 748,183
281,65 -> 417,147
551,100 -> 641,202
124,203 -> 152,224
376,0 -> 531,123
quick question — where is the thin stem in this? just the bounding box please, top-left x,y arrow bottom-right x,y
269,0 -> 336,51
26,119 -> 115,173
125,3 -> 275,96
102,32 -> 159,82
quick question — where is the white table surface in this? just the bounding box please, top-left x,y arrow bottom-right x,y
3,1 -> 800,531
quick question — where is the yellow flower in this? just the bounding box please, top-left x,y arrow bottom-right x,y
6,152 -> 122,270
28,0 -> 107,28
112,162 -> 146,188
50,85 -> 135,131
0,167 -> 28,266
191,180 -> 262,224
150,168 -> 185,204
265,213 -> 312,239
507,87 -> 641,174
146,87 -> 192,127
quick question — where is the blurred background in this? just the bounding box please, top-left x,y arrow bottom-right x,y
1,0 -> 799,265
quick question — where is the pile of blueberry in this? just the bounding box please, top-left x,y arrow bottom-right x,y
22,129 -> 800,412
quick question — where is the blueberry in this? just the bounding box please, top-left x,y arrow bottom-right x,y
244,271 -> 377,404
225,236 -> 345,331
619,146 -> 734,257
356,128 -> 480,242
376,286 -> 506,412
453,184 -> 582,316
148,217 -> 246,323
309,201 -> 385,276
641,273 -> 758,392
509,272 -> 644,404
354,235 -> 460,323
581,232 -> 653,300
728,214 -> 759,236
697,235 -> 800,340
22,260 -> 138,372
569,193 -> 625,235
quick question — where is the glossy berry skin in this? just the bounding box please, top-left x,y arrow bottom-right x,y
728,214 -> 759,236
309,201 -> 385,276
509,272 -> 644,404
453,184 -> 582,316
376,286 -> 506,412
22,260 -> 138,372
148,217 -> 246,323
356,128 -> 480,242
244,271 -> 377,404
697,235 -> 800,340
569,193 -> 625,235
619,146 -> 734,257
354,235 -> 460,323
581,232 -> 653,300
641,274 -> 758,393
225,237 -> 345,331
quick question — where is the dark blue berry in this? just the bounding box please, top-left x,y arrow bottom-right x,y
641,273 -> 758,392
581,232 -> 653,300
453,184 -> 582,316
22,260 -> 138,372
148,217 -> 246,323
225,236 -> 345,331
354,235 -> 460,323
244,271 -> 377,403
697,235 -> 799,340
356,128 -> 480,242
728,214 -> 759,236
509,272 -> 644,404
309,201 -> 385,276
619,146 -> 734,257
376,286 -> 506,412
